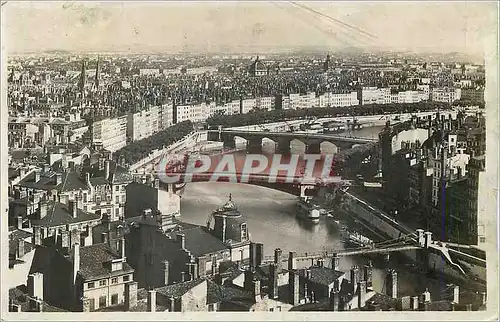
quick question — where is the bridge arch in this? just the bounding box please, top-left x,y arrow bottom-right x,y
290,139 -> 306,154
261,137 -> 277,153
320,141 -> 339,154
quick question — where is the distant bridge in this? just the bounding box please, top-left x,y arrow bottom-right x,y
207,129 -> 377,153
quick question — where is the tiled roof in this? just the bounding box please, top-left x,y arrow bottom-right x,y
28,202 -> 101,228
17,171 -> 88,192
166,226 -> 229,257
299,267 -> 345,287
9,285 -> 69,312
76,243 -> 135,280
206,280 -> 253,305
365,292 -> 399,311
155,278 -> 206,299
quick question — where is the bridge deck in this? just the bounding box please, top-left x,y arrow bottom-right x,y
210,129 -> 377,144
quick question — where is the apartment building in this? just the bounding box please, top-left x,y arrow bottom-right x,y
361,87 -> 391,105
127,106 -> 160,142
90,116 -> 127,152
431,87 -> 462,103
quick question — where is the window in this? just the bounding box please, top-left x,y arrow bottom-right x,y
123,275 -> 130,282
89,298 -> 95,311
115,208 -> 120,216
99,280 -> 107,286
99,296 -> 106,308
88,282 -> 95,289
240,223 -> 247,241
83,193 -> 87,203
480,237 -> 486,243
111,277 -> 118,284
208,303 -> 215,312
115,196 -> 119,203
111,294 -> 118,305
115,185 -> 120,192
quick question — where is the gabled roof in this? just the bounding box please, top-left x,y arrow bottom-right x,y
207,280 -> 253,305
155,278 -> 206,299
165,226 -> 229,257
17,171 -> 88,192
299,267 -> 345,287
76,243 -> 134,280
28,202 -> 101,228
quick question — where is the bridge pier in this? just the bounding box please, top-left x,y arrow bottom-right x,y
246,137 -> 262,154
222,135 -> 236,150
305,140 -> 321,154
276,138 -> 291,154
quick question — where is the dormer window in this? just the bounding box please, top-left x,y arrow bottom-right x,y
110,259 -> 123,272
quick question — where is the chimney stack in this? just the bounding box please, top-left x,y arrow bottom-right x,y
27,272 -> 44,301
169,297 -> 175,312
176,234 -> 186,249
17,216 -> 23,230
189,263 -> 198,281
61,230 -> 69,250
39,200 -> 48,219
72,243 -> 80,286
357,281 -> 367,309
269,263 -> 278,300
330,288 -> 339,311
386,269 -> 398,299
35,170 -> 41,183
252,279 -> 261,302
363,262 -> 373,289
424,231 -> 433,248
147,290 -> 156,312
451,285 -> 459,304
163,260 -> 170,286
288,251 -> 297,271
350,266 -> 360,294
17,239 -> 25,259
69,200 -> 77,218
55,173 -> 63,186
255,243 -> 264,268
180,271 -> 186,283
289,270 -> 299,306
416,229 -> 425,247
119,237 -> 126,260
100,232 -> 108,244
124,282 -> 138,311
104,161 -> 110,180
33,226 -> 42,246
410,296 -> 419,310
274,248 -> 283,273
331,253 -> 340,271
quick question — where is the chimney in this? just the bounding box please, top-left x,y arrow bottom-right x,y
69,200 -> 77,218
39,200 -> 48,219
410,296 -> 419,310
100,232 -> 108,244
28,297 -> 43,312
274,248 -> 283,273
33,226 -> 41,246
85,172 -> 91,186
451,285 -> 459,304
386,269 -> 398,299
68,161 -> 75,172
124,282 -> 138,310
244,269 -> 255,291
61,230 -> 69,250
119,237 -> 126,260
17,216 -> 23,229
330,288 -> 339,311
176,234 -> 186,249
169,297 -> 175,312
163,260 -> 170,286
416,229 -> 425,247
424,231 -> 432,248
147,290 -> 156,312
357,281 -> 367,309
480,292 -> 486,305
363,262 -> 373,289
289,271 -> 299,306
43,164 -> 50,173
104,160 -> 110,180
72,243 -> 80,286
421,288 -> 431,304
331,253 -> 340,271
350,266 -> 359,294
269,263 -> 278,300
181,271 -> 187,283
27,272 -> 44,301
288,251 -> 297,271
197,257 -> 206,278
189,263 -> 198,281
55,173 -> 63,186
465,303 -> 472,311
35,170 -> 41,183
153,179 -> 160,189
17,239 -> 25,259
252,279 -> 261,302
255,243 -> 264,268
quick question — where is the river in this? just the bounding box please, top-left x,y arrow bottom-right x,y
177,125 -> 454,299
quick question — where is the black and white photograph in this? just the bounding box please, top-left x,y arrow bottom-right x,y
1,1 -> 498,319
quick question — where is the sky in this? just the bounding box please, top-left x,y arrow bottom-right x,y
4,1 -> 497,55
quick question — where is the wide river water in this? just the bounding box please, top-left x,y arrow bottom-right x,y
179,125 -> 448,299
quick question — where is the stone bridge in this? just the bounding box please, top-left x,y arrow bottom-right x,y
207,129 -> 377,154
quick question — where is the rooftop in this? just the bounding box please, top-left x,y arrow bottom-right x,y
28,201 -> 101,228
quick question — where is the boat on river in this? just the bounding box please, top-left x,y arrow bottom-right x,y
296,197 -> 320,223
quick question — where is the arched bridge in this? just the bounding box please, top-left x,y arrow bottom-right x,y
207,129 -> 377,154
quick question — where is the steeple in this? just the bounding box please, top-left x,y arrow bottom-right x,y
94,56 -> 100,90
79,60 -> 86,98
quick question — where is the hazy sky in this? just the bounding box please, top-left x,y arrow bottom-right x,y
4,1 -> 497,55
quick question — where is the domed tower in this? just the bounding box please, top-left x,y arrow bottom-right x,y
211,194 -> 249,245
